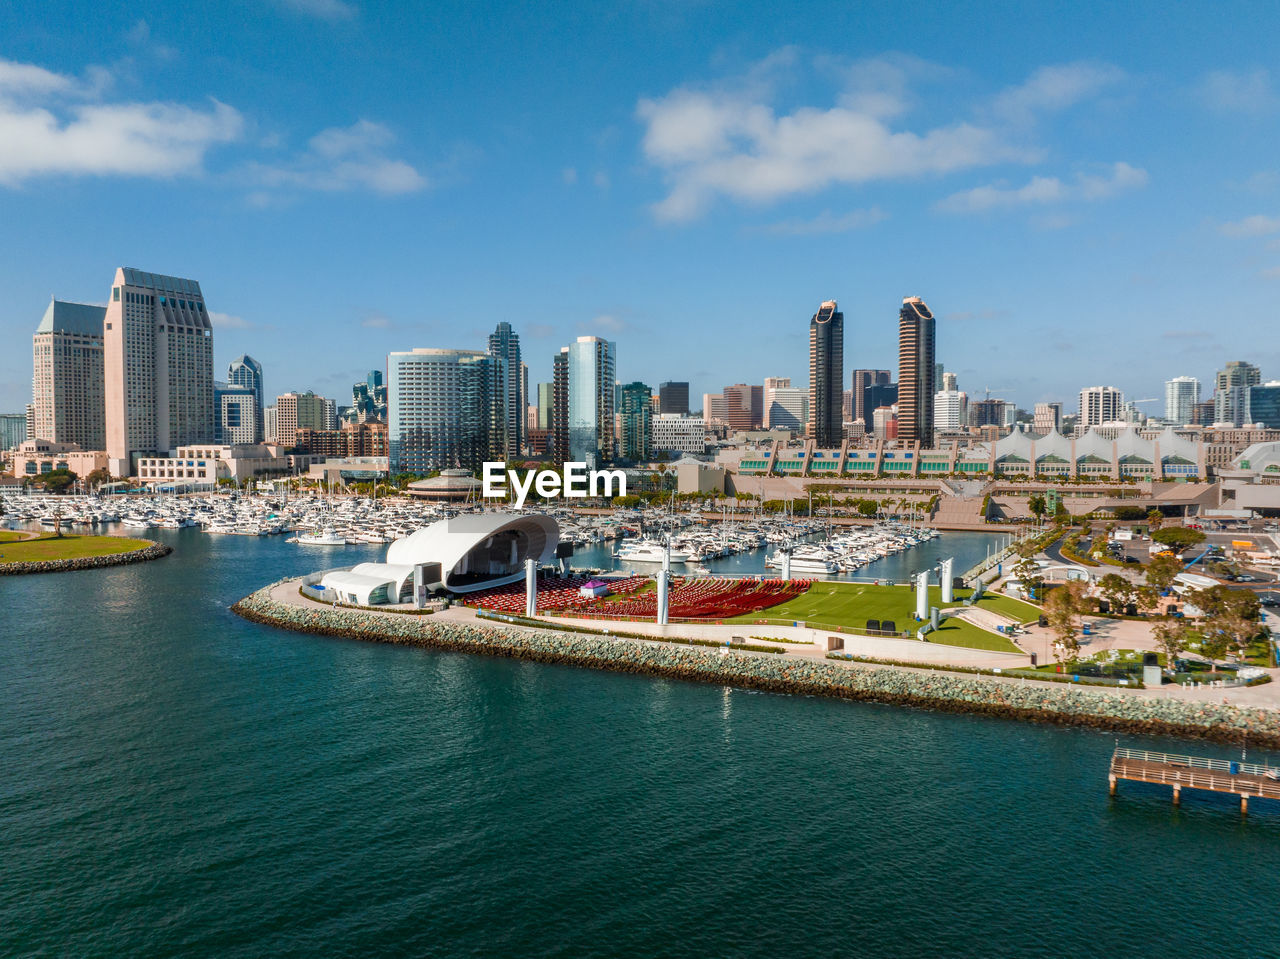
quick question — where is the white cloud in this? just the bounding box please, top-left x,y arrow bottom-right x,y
561,166 -> 578,185
0,59 -> 76,96
634,54 -> 1126,222
1198,69 -> 1276,113
593,170 -> 610,190
209,311 -> 251,329
1220,214 -> 1280,237
0,98 -> 242,186
763,206 -> 887,235
990,62 -> 1126,122
272,0 -> 358,20
638,83 -> 1031,221
1262,265 -> 1280,279
937,162 -> 1147,214
247,119 -> 426,194
360,313 -> 391,328
580,314 -> 627,334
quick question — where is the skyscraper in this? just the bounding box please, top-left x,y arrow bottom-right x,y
897,296 -> 936,446
214,381 -> 259,445
723,383 -> 763,432
1033,402 -> 1063,434
764,377 -> 807,431
387,348 -> 506,474
0,412 -> 27,450
1164,376 -> 1200,425
658,381 -> 689,415
487,322 -> 523,457
852,370 -> 892,431
618,381 -> 653,461
536,382 -> 553,430
934,390 -> 967,432
1078,386 -> 1123,431
1214,361 -> 1261,427
104,267 -> 214,475
550,349 -> 569,462
32,298 -> 106,450
702,393 -> 727,424
566,336 -> 616,467
227,355 -> 265,442
1247,382 -> 1280,428
808,300 -> 843,447
275,391 -> 329,445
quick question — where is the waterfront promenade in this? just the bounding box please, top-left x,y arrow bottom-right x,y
264,578 -> 1280,711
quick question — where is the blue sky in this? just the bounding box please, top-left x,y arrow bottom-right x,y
1,0 -> 1278,417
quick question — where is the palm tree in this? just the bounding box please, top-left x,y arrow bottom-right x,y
51,504 -> 64,539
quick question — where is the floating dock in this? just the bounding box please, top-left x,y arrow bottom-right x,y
1110,747 -> 1280,813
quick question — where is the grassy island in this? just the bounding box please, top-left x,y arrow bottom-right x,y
0,531 -> 158,565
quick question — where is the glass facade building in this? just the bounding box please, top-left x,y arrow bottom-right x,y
388,348 -> 506,475
226,355 -> 265,443
567,336 -> 615,467
618,381 -> 653,461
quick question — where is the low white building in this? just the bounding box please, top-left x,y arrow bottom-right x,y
653,414 -> 707,455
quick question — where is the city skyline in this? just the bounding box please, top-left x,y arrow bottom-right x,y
2,2 -> 1280,413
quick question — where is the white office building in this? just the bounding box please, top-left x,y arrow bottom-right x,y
933,389 -> 967,432
1164,376 -> 1200,425
653,414 -> 707,454
1078,386 -> 1123,433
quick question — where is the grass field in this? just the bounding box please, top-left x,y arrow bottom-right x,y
725,582 -> 1040,653
0,533 -> 154,564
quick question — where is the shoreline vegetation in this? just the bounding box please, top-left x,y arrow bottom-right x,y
0,532 -> 171,574
234,581 -> 1280,748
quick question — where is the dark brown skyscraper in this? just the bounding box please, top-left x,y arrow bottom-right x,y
549,347 -> 569,462
723,383 -> 763,432
897,296 -> 936,446
808,300 -> 843,447
852,368 -> 892,431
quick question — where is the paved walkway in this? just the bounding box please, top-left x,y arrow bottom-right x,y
265,579 -> 1280,709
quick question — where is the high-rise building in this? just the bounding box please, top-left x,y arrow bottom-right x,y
1033,402 -> 1063,434
322,397 -> 338,430
764,378 -> 808,431
941,371 -> 958,392
808,300 -> 844,447
104,267 -> 214,475
1215,361 -> 1261,427
618,381 -> 653,461
536,382 -> 553,430
934,390 -> 967,432
971,398 -> 1010,428
1247,382 -> 1280,428
214,382 -> 259,445
275,391 -> 329,445
702,392 -> 727,424
658,381 -> 690,415
1164,376 -> 1200,425
226,355 -> 265,442
723,383 -> 763,432
852,369 -> 892,431
872,405 -> 897,441
387,348 -> 506,474
897,296 -> 936,446
0,412 -> 27,450
31,298 -> 106,450
346,369 -> 388,424
550,349 -> 569,462
263,405 -> 278,444
1190,400 -> 1215,426
1078,386 -> 1123,431
487,322 -> 523,457
566,336 -> 616,467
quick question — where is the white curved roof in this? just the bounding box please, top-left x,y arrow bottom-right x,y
386,512 -> 559,591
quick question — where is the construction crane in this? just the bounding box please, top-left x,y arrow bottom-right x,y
981,386 -> 1011,402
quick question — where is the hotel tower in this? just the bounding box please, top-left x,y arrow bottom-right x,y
104,267 -> 215,475
897,296 -> 936,447
808,300 -> 843,447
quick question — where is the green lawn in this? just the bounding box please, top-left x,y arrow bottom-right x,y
725,582 -> 1038,653
0,533 -> 154,564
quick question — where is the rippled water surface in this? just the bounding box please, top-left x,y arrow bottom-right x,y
3,529 -> 1280,958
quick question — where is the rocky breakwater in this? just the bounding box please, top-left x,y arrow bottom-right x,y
233,583 -> 1280,747
0,542 -> 172,576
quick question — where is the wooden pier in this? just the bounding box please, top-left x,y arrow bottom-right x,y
1109,747 -> 1280,813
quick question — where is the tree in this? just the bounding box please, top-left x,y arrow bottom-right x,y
1028,493 -> 1047,526
1147,509 -> 1164,531
1151,526 -> 1207,555
85,467 -> 112,490
1044,581 -> 1087,665
1011,557 -> 1045,601
1097,573 -> 1136,614
1153,620 -> 1188,671
1145,554 -> 1183,591
51,504 -> 64,539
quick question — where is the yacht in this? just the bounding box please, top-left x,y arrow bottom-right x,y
766,549 -> 840,575
290,527 -> 348,546
614,539 -> 691,563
